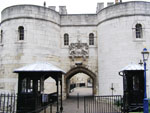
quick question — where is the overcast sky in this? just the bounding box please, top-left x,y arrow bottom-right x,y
0,0 -> 150,15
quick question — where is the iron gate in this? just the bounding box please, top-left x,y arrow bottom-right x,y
84,95 -> 123,113
0,93 -> 17,113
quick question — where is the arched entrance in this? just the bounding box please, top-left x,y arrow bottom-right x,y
65,66 -> 97,97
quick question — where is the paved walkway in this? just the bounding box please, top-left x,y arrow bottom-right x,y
69,87 -> 92,96
43,87 -> 92,113
62,87 -> 92,113
41,87 -> 121,113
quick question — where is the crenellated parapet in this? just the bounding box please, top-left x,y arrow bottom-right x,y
48,6 -> 56,11
96,3 -> 104,13
97,1 -> 150,25
1,5 -> 60,25
107,2 -> 114,7
59,6 -> 67,15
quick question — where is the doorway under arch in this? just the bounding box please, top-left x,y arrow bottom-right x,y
65,66 -> 97,97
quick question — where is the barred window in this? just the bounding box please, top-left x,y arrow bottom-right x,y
64,33 -> 69,45
89,33 -> 94,45
18,26 -> 24,40
135,24 -> 142,38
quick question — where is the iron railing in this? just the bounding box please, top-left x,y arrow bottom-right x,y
0,93 -> 17,113
84,95 -> 123,113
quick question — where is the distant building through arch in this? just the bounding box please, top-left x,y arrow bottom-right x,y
65,66 -> 97,97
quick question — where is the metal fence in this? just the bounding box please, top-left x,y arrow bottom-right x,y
0,93 -> 55,113
0,93 -> 17,113
84,95 -> 123,113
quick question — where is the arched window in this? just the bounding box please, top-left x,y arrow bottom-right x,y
18,26 -> 24,40
135,24 -> 142,38
89,33 -> 94,45
64,33 -> 69,45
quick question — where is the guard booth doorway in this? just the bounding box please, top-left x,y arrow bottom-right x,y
119,63 -> 144,112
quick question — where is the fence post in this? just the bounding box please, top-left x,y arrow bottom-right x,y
84,96 -> 86,113
50,103 -> 52,113
0,94 -> 1,111
3,94 -> 5,113
77,93 -> 79,109
7,93 -> 10,113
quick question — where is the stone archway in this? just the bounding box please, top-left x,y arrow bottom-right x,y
65,66 -> 97,97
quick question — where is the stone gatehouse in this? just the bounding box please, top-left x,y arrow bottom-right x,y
1,1 -> 150,97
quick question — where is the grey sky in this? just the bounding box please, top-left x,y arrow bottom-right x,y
0,0 -> 150,15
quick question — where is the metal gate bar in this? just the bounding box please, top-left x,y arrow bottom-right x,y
0,93 -> 17,113
84,95 -> 122,113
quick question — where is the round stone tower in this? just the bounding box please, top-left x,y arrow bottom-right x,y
0,5 -> 61,93
97,1 -> 150,95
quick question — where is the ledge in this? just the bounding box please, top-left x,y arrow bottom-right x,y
133,39 -> 146,42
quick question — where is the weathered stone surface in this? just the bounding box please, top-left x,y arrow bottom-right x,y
0,1 -> 150,96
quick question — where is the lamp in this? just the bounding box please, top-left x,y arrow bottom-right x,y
141,48 -> 149,62
141,47 -> 149,113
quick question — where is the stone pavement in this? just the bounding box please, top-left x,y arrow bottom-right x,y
41,87 -> 121,113
62,89 -> 122,113
41,87 -> 92,113
62,87 -> 92,113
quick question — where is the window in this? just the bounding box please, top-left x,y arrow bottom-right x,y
38,80 -> 41,92
64,33 -> 69,45
135,24 -> 142,38
89,33 -> 94,45
18,26 -> 24,40
133,76 -> 139,91
29,80 -> 33,92
22,78 -> 27,93
0,30 -> 3,43
22,78 -> 33,93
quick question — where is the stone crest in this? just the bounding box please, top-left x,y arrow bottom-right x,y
69,41 -> 89,60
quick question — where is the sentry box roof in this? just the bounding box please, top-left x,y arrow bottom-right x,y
14,62 -> 65,74
120,63 -> 144,72
119,63 -> 144,76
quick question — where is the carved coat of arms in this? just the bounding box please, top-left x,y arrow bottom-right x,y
69,41 -> 89,60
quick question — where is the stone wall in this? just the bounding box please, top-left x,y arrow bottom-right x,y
1,1 -> 150,96
0,4 -> 98,94
0,5 -> 61,93
97,1 -> 150,95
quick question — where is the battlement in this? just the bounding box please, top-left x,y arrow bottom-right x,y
1,5 -> 60,24
97,1 -> 150,25
48,6 -> 56,11
96,3 -> 104,13
97,2 -> 115,13
59,6 -> 67,14
107,2 -> 114,7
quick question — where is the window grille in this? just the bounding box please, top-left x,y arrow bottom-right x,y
64,33 -> 69,45
18,26 -> 24,40
89,33 -> 94,45
135,24 -> 142,38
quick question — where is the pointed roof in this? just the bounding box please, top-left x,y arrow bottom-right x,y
14,62 -> 65,74
120,63 -> 144,72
